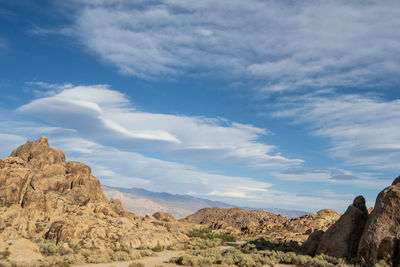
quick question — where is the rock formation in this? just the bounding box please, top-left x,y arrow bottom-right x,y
262,209 -> 340,247
305,196 -> 368,258
0,137 -> 186,251
183,207 -> 340,246
183,207 -> 288,234
358,176 -> 400,266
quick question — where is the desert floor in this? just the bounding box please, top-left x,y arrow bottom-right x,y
73,249 -> 296,267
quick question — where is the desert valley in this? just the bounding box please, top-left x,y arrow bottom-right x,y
0,137 -> 399,267
1,2 -> 400,266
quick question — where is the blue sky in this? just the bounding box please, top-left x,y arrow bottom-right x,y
1,0 -> 400,212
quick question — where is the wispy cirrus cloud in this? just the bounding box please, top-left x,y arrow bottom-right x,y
59,0 -> 400,91
276,167 -> 389,189
0,86 -> 390,212
0,115 -> 349,212
18,83 -> 302,169
47,136 -> 356,212
273,93 -> 400,171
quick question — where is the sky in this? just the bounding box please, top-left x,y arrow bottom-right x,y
1,0 -> 400,213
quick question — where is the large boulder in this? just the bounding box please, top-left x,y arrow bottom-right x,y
301,230 -> 324,255
358,176 -> 400,266
303,196 -> 368,258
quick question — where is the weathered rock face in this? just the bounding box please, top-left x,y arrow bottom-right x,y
302,230 -> 324,255
311,196 -> 368,259
0,137 -> 186,250
358,176 -> 400,266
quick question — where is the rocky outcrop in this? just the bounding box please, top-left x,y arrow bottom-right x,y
358,176 -> 400,266
183,207 -> 288,234
183,207 -> 340,247
263,209 -> 340,247
153,211 -> 176,222
308,196 -> 368,258
0,137 -> 186,251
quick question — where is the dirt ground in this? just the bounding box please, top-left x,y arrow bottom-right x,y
73,249 -> 184,267
73,249 -> 296,267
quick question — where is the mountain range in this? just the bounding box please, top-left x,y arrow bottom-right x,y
102,185 -> 308,219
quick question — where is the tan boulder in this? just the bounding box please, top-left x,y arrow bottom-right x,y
313,196 -> 368,259
358,176 -> 400,266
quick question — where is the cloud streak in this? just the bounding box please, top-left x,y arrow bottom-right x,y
60,0 -> 400,92
18,84 -> 302,169
274,93 -> 400,171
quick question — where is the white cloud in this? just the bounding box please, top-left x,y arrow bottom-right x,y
274,93 -> 400,171
0,114 -> 373,212
50,136 -> 273,200
61,0 -> 400,91
42,136 -> 358,212
18,84 -> 302,169
276,167 -> 389,189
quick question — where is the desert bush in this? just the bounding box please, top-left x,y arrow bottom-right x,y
152,245 -> 164,252
374,260 -> 390,267
32,238 -> 72,256
139,249 -> 154,257
170,244 -> 357,267
31,238 -> 142,265
187,227 -> 236,242
0,250 -> 10,260
128,262 -> 145,267
169,237 -> 223,251
111,250 -> 132,261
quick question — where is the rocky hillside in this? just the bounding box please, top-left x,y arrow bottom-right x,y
183,207 -> 340,247
183,207 -> 288,230
102,185 -> 234,219
0,137 -> 186,251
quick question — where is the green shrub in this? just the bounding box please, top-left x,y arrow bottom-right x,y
112,250 -> 132,261
169,237 -> 223,251
152,245 -> 164,252
187,227 -> 236,242
139,249 -> 154,257
32,238 -> 72,256
170,241 -> 358,267
0,250 -> 10,260
32,238 -> 139,265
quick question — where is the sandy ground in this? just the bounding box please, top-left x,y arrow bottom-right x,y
73,250 -> 184,267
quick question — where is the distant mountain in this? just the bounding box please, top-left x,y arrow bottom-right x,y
102,185 -> 308,219
102,186 -> 234,219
